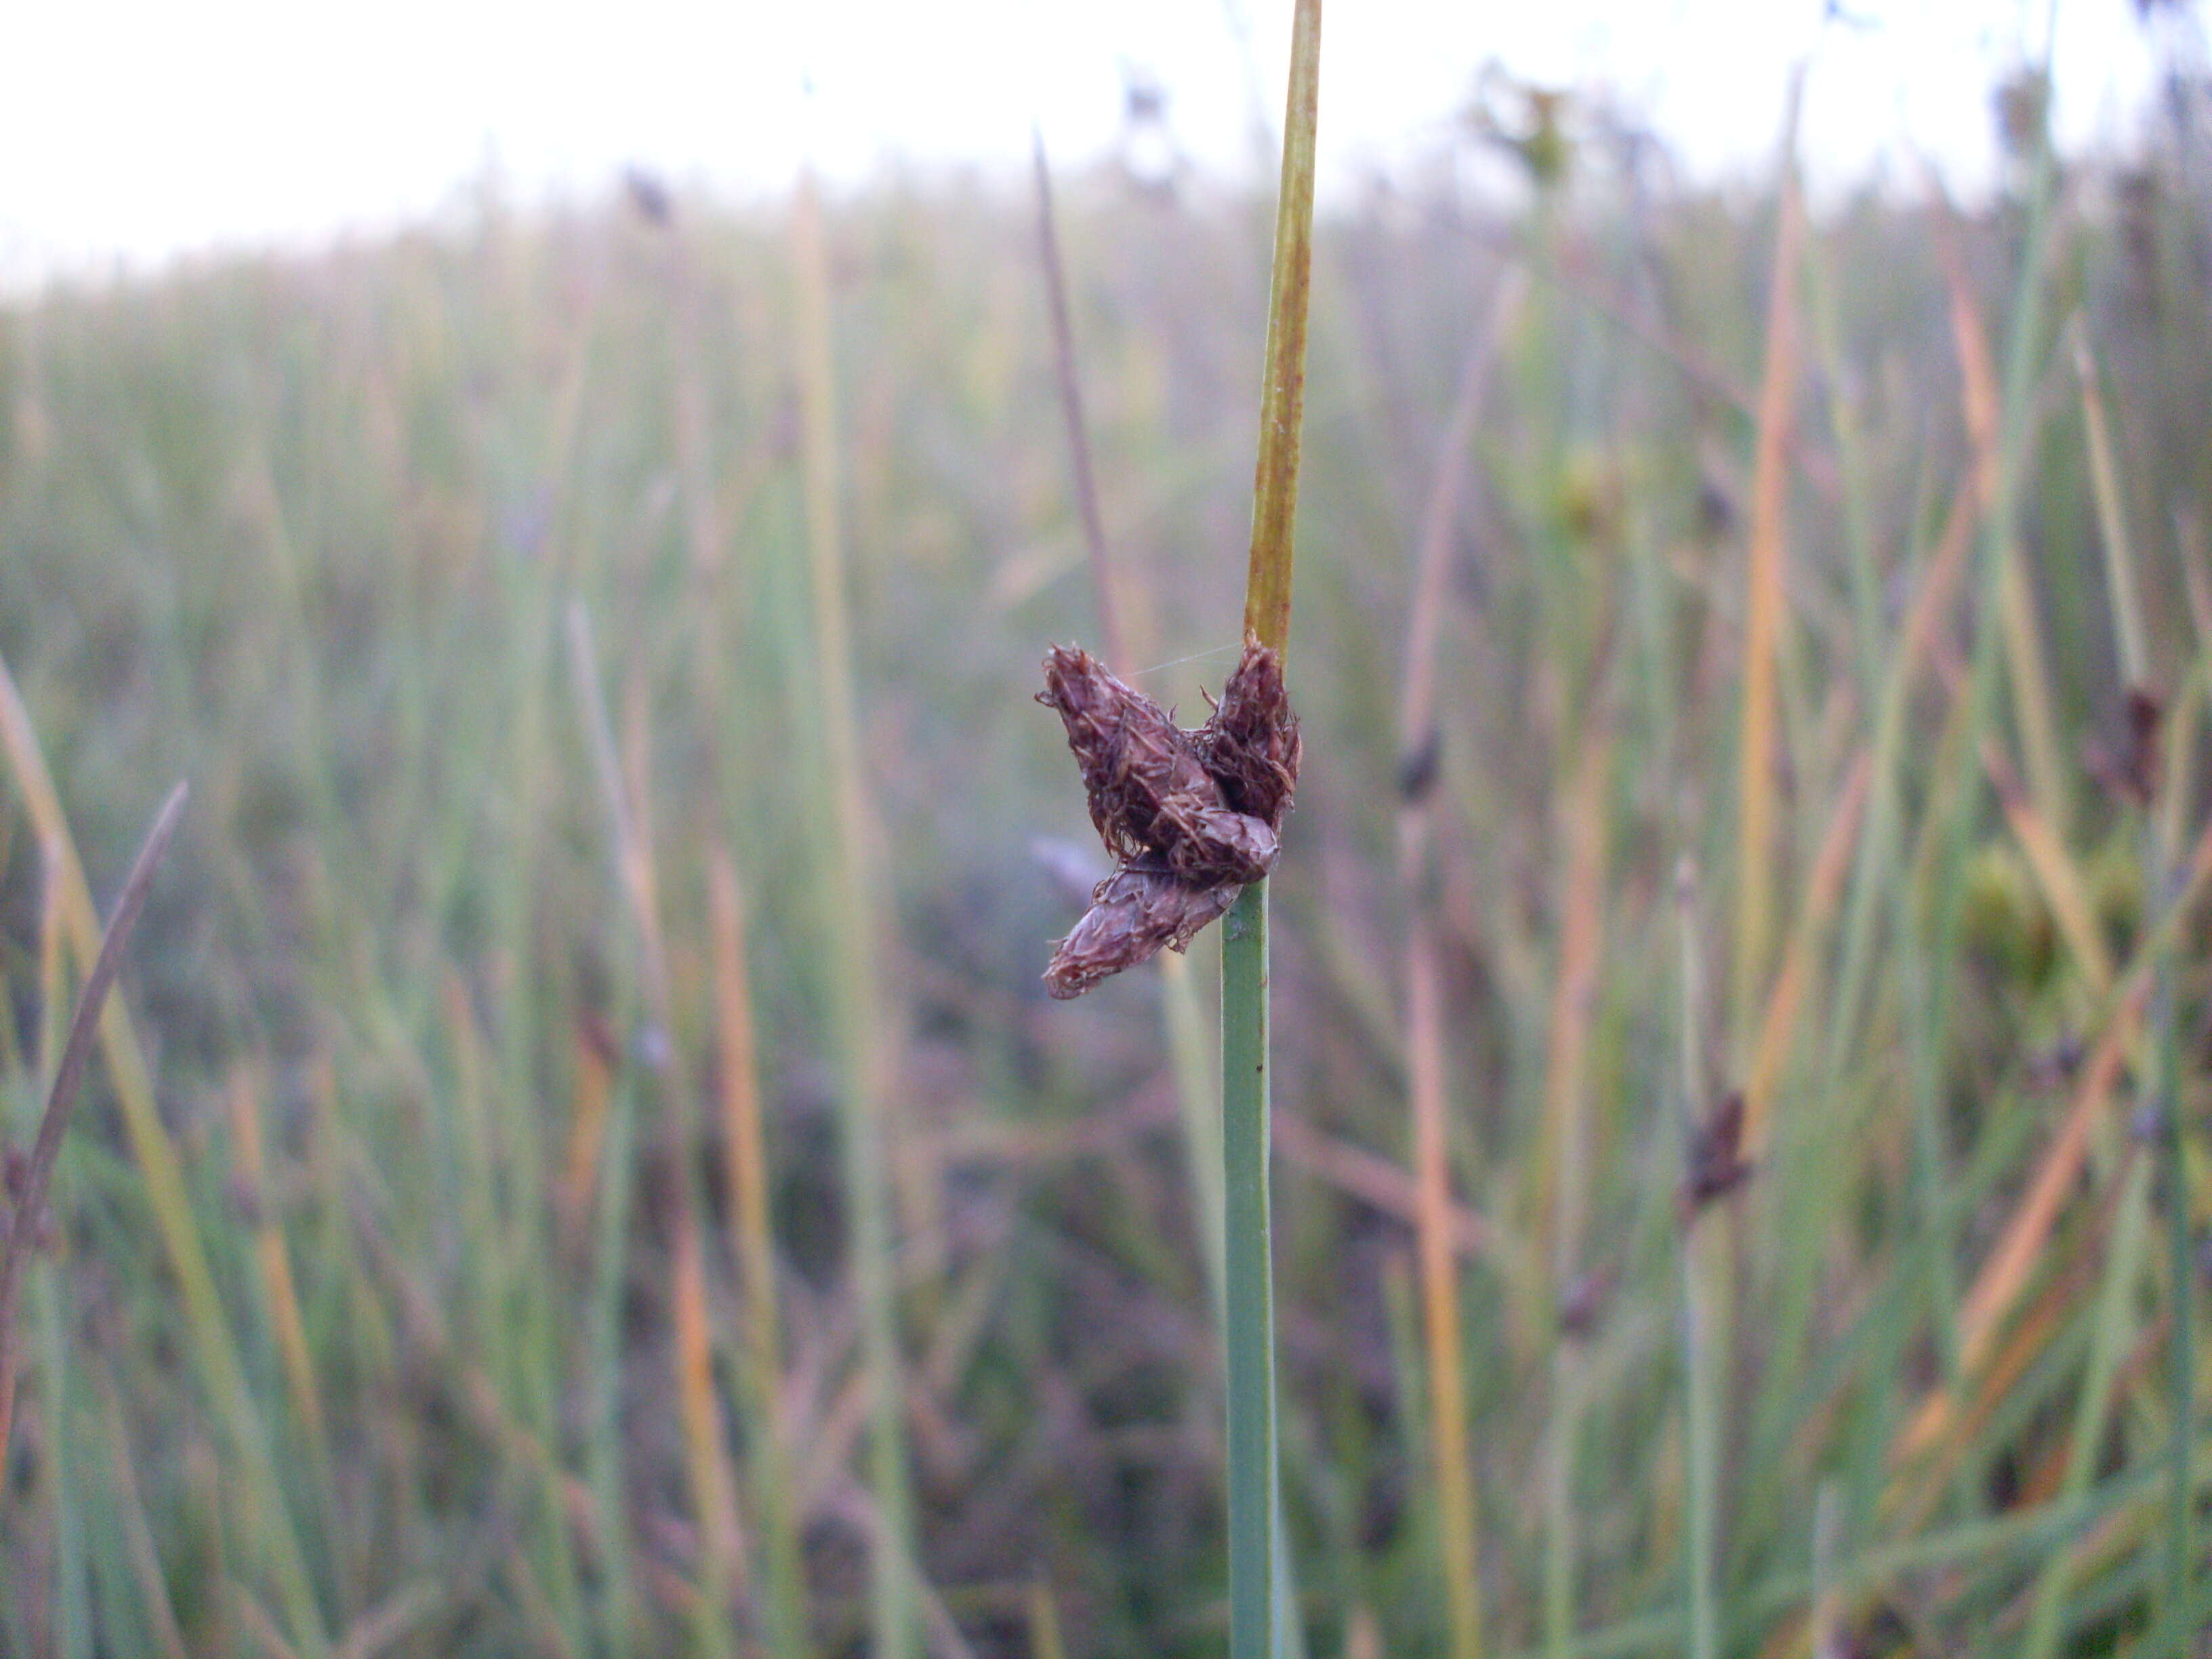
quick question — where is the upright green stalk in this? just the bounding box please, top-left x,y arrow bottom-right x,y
2074,319 -> 2192,1645
1223,882 -> 1279,1659
1225,7 -> 1319,1658
1675,862 -> 1719,1659
793,169 -> 917,1659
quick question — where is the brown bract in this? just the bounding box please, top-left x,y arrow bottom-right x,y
1039,636 -> 1300,998
1201,639 -> 1303,827
1043,865 -> 1242,1000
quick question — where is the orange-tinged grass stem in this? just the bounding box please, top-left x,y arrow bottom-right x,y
1542,725 -> 1610,1277
1740,748 -> 1870,1158
673,1206 -> 748,1606
708,852 -> 808,1659
559,1023 -> 616,1249
226,1070 -> 330,1449
1241,0 -> 1322,657
1731,87 -> 1804,1048
1894,985 -> 2144,1470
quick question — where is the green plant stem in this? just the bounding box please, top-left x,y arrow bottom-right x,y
1675,863 -> 1719,1659
1223,5 -> 1319,1657
793,166 -> 917,1659
1223,880 -> 1277,1659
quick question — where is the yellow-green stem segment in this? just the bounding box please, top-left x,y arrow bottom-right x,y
1242,0 -> 1322,660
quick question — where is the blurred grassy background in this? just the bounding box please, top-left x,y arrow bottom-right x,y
4,64 -> 2212,1658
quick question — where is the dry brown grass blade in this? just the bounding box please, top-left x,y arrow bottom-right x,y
1740,748 -> 1870,1158
1898,483 -> 1980,695
1731,100 -> 1806,1045
1893,987 -> 2141,1467
673,1201 -> 749,1601
1891,1221 -> 2105,1529
1398,273 -> 1524,749
558,1019 -> 616,1248
1408,908 -> 1482,1659
0,780 -> 186,1460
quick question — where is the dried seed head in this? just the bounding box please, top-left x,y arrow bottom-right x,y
2085,687 -> 2163,808
1038,636 -> 1300,998
1680,1089 -> 1753,1219
1040,647 -> 1214,858
1044,865 -> 1241,999
1039,644 -> 1282,886
1200,636 -> 1301,828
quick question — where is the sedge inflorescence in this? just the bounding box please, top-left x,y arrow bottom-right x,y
1037,636 -> 1300,998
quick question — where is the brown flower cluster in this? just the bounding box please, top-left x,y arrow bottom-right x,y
1038,637 -> 1300,999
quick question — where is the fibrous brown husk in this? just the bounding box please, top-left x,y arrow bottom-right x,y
1201,639 -> 1302,827
1038,646 -> 1279,886
1043,865 -> 1242,1000
1038,635 -> 1300,997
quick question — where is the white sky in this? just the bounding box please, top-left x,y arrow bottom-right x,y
0,0 -> 2196,287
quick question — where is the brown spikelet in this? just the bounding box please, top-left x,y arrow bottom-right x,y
1044,865 -> 1242,999
1038,637 -> 1300,997
1201,636 -> 1302,827
1038,646 -> 1278,885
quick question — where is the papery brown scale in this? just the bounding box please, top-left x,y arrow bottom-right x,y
1037,636 -> 1300,998
1039,644 -> 1280,884
1200,637 -> 1301,828
1044,865 -> 1242,1000
1038,647 -> 1213,861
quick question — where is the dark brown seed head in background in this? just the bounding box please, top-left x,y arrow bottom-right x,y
1680,1089 -> 1753,1219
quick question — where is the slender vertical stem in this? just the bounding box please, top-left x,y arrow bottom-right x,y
1224,9 -> 1319,1656
1223,882 -> 1277,1659
1675,863 -> 1719,1659
709,857 -> 809,1659
1242,0 -> 1322,658
1731,81 -> 1803,1049
2074,314 -> 2191,1639
793,168 -> 916,1659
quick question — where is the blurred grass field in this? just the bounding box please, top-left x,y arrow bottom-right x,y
5,65 -> 2212,1658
